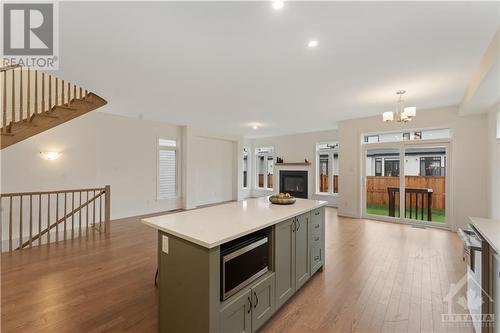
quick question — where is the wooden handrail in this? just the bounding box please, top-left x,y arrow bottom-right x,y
1,187 -> 107,197
0,64 -> 21,72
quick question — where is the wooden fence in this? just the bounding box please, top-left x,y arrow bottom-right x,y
258,174 -> 273,188
320,175 -> 339,193
366,176 -> 445,210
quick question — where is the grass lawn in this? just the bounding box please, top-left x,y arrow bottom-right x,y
366,204 -> 446,223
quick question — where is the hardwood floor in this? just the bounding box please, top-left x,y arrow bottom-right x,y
1,208 -> 471,333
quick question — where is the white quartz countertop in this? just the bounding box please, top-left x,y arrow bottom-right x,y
142,197 -> 327,248
469,216 -> 500,254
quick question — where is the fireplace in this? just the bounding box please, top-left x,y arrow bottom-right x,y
279,170 -> 308,199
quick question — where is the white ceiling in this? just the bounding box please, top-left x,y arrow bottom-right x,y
56,1 -> 499,138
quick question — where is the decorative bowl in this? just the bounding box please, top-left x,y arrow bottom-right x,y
269,195 -> 296,205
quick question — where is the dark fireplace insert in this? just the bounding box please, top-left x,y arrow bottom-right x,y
279,170 -> 308,199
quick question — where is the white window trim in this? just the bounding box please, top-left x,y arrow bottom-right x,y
315,142 -> 339,196
496,111 -> 500,142
243,147 -> 249,189
157,137 -> 180,200
255,147 -> 274,190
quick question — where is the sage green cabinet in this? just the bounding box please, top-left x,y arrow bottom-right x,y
295,213 -> 310,290
220,273 -> 275,333
275,218 -> 295,309
250,273 -> 275,332
310,207 -> 325,275
275,213 -> 311,309
220,289 -> 252,333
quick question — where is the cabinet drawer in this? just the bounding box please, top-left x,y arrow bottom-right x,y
311,208 -> 324,225
312,246 -> 322,263
311,233 -> 321,248
311,245 -> 323,273
311,219 -> 323,238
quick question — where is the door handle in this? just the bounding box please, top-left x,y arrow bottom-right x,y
296,220 -> 300,231
315,211 -> 320,216
254,292 -> 259,308
247,296 -> 252,313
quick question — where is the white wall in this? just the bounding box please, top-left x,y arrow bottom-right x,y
487,104 -> 500,219
249,129 -> 339,206
338,106 -> 489,231
192,136 -> 235,206
1,112 -> 184,221
181,126 -> 244,209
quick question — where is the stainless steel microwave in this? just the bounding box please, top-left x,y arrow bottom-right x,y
220,235 -> 269,300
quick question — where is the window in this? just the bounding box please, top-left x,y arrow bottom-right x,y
363,128 -> 450,144
158,139 -> 178,199
420,157 -> 445,176
316,142 -> 339,195
375,158 -> 382,176
243,147 -> 248,188
255,147 -> 274,189
364,135 -> 379,144
384,159 -> 400,177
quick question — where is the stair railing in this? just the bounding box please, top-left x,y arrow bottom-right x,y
0,185 -> 110,252
0,65 -> 89,136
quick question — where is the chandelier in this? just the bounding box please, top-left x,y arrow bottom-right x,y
382,90 -> 416,123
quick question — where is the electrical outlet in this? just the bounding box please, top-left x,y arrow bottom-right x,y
162,235 -> 169,254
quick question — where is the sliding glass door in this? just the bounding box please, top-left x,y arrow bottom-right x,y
363,142 -> 449,227
403,145 -> 447,224
365,147 -> 401,219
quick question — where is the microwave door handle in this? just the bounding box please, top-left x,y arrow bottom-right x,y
222,237 -> 268,262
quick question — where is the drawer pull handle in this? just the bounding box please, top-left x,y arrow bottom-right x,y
315,212 -> 320,216
314,224 -> 320,229
314,256 -> 320,261
314,237 -> 320,241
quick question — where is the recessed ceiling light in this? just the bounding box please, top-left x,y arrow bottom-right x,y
253,125 -> 259,130
307,40 -> 318,48
272,1 -> 284,10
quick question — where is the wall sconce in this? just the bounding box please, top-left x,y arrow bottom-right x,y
40,151 -> 61,161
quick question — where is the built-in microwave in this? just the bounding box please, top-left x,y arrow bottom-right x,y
220,234 -> 269,301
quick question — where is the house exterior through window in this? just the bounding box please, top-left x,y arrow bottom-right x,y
158,139 -> 178,199
366,147 -> 446,177
255,147 -> 274,189
316,142 -> 339,195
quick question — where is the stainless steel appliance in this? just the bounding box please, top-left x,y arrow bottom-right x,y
220,235 -> 269,300
458,227 -> 491,333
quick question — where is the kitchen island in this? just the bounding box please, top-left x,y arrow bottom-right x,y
142,197 -> 327,333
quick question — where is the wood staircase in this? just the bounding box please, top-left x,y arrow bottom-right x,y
1,65 -> 107,149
